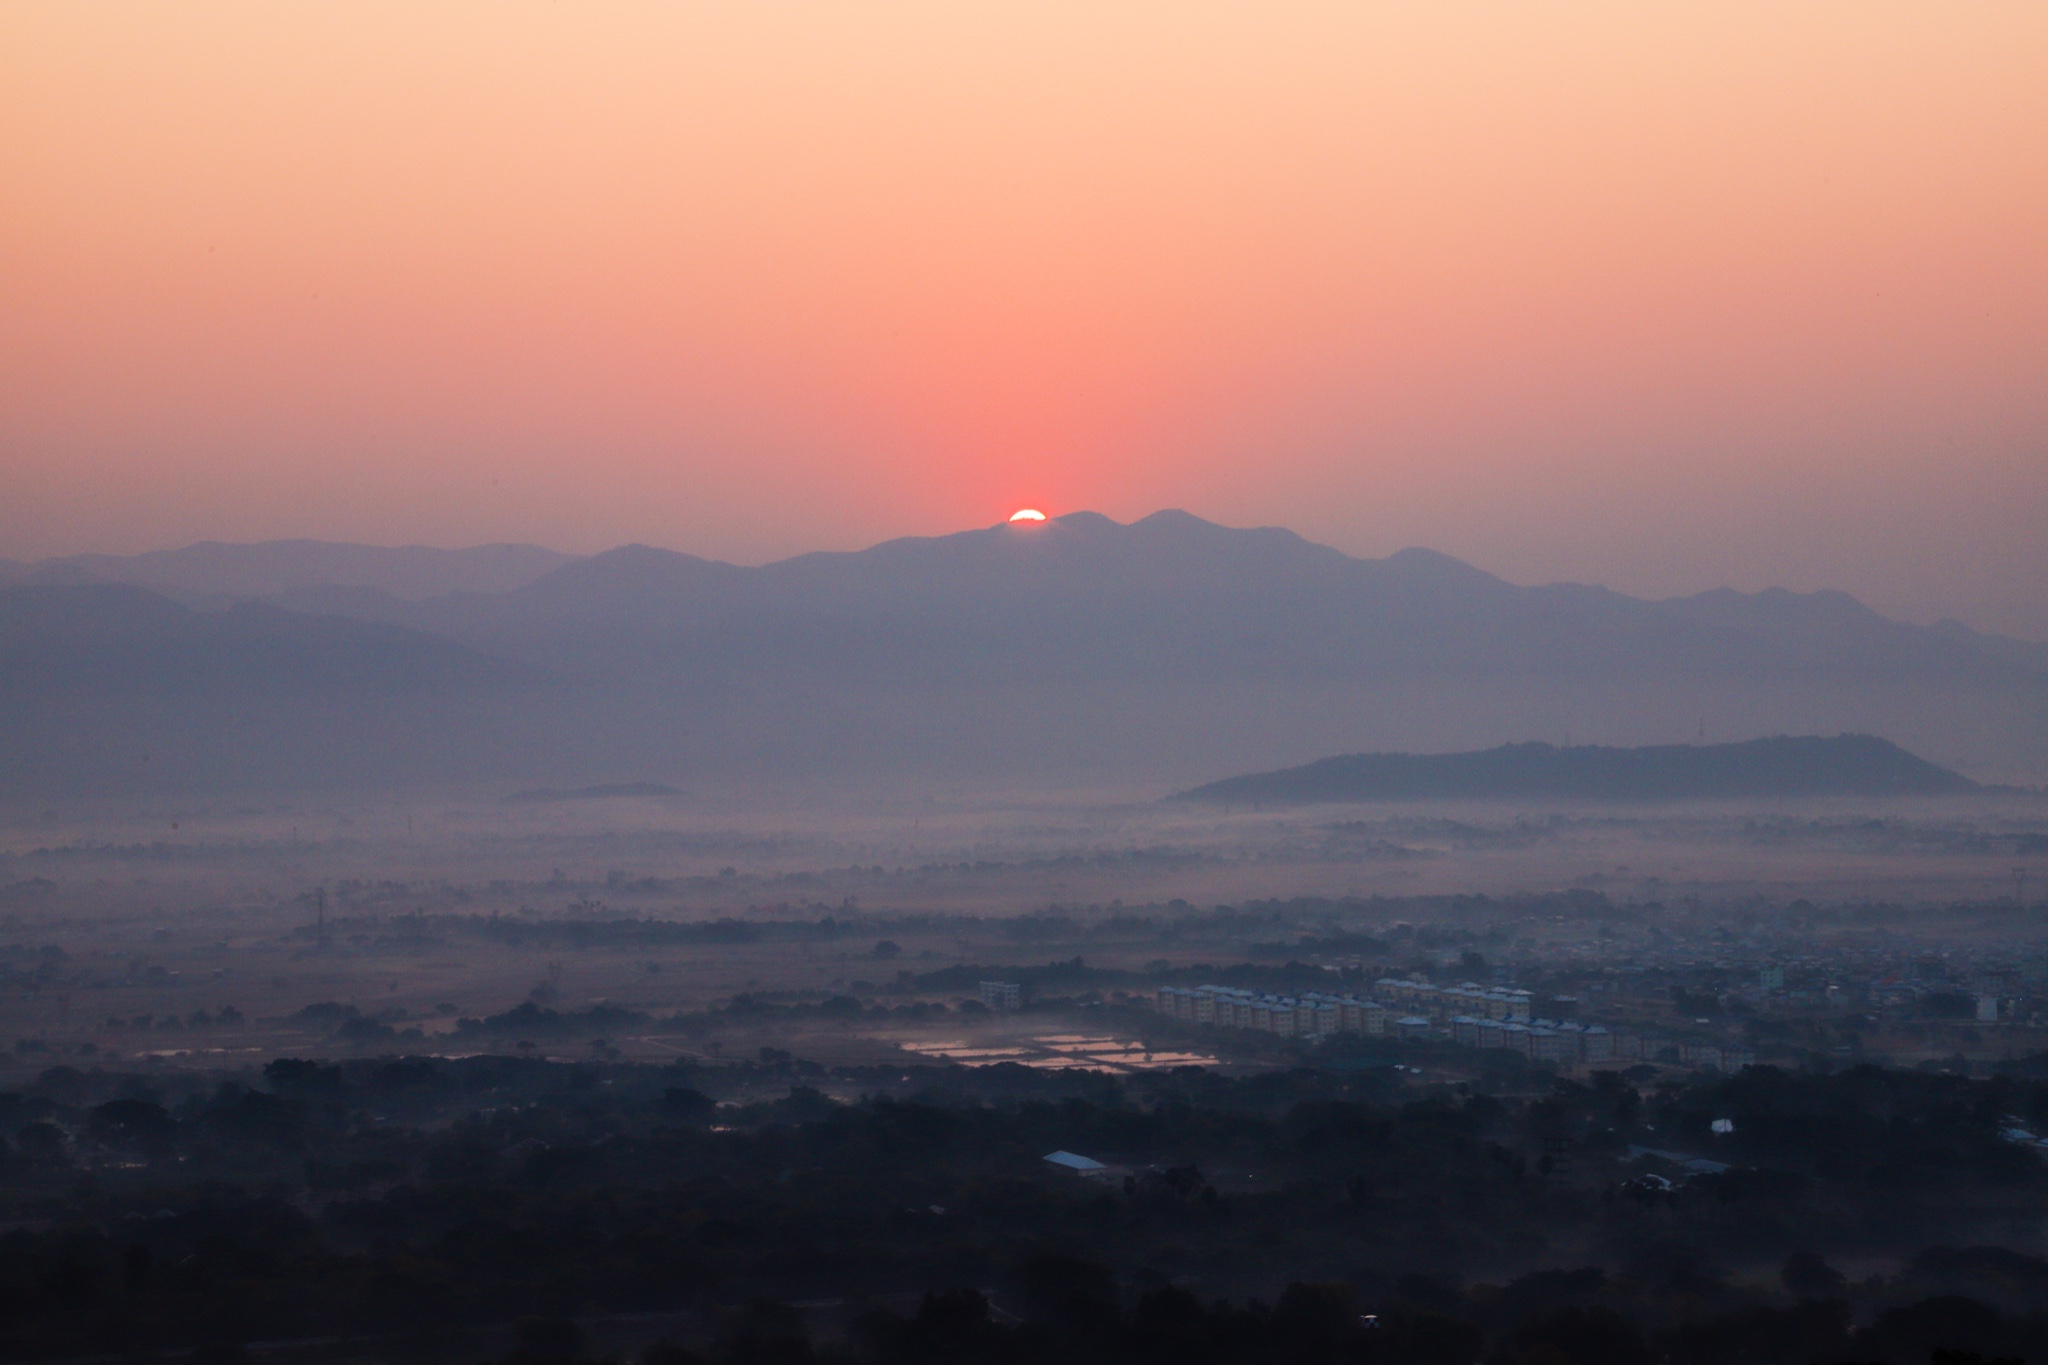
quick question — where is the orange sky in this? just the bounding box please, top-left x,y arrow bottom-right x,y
3,3 -> 2045,634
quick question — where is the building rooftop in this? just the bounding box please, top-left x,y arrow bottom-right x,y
1043,1150 -> 1106,1173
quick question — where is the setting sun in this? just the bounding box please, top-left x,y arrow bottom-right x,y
1008,509 -> 1048,523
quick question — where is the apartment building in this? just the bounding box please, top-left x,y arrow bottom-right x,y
1150,981 -> 1738,1072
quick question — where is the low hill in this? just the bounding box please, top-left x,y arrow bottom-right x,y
1175,735 -> 1981,804
504,782 -> 682,804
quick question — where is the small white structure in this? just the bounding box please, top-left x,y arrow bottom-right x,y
979,980 -> 1023,1011
1043,1150 -> 1106,1175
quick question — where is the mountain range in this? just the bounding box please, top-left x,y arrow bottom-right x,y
2,512 -> 2042,795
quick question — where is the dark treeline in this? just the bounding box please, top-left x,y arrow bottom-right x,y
259,890 -> 2037,964
3,1058 -> 2048,1362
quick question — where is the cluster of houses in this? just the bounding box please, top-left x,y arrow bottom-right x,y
1153,979 -> 1754,1071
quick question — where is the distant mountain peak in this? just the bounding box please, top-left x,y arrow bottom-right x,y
1381,545 -> 1509,586
1048,509 -> 1122,530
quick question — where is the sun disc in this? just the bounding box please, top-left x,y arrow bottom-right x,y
1008,509 -> 1047,522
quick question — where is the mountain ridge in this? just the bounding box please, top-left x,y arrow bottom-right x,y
2,513 -> 2043,793
9,515 -> 2043,655
385,511 -> 2047,687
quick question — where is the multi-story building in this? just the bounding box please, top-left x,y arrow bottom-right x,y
1148,980 -> 1701,1073
1529,1026 -> 1573,1065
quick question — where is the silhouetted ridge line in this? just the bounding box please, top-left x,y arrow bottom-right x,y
1176,735 -> 1977,804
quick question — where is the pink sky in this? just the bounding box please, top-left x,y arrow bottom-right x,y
3,3 -> 2045,634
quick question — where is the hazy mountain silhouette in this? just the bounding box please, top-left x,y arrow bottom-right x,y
1,513 -> 2043,794
13,539 -> 575,602
0,584 -> 537,697
0,584 -> 555,794
1176,735 -> 1980,805
313,510 -> 2048,690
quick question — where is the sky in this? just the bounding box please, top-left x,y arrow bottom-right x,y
3,3 -> 2045,636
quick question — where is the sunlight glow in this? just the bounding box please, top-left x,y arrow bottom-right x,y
1008,509 -> 1048,523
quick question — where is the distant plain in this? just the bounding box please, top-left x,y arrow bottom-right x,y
3,782 -> 2043,1084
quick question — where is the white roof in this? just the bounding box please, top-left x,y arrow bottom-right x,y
1043,1150 -> 1106,1172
